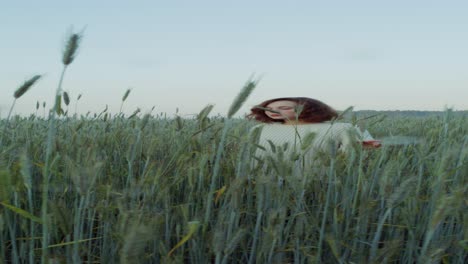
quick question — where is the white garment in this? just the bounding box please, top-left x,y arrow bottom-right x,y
250,122 -> 374,170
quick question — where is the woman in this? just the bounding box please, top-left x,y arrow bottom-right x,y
247,97 -> 381,169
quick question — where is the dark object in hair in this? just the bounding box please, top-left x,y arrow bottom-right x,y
247,97 -> 338,123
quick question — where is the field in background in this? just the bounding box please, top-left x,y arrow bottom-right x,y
0,110 -> 466,263
1,30 -> 466,263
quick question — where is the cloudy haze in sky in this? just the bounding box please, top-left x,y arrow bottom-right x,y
1,0 -> 467,118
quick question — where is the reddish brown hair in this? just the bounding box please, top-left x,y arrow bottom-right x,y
246,97 -> 338,123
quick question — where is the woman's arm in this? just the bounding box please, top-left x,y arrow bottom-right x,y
356,125 -> 382,148
337,123 -> 381,152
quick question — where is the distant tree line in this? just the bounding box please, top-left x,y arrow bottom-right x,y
352,110 -> 468,118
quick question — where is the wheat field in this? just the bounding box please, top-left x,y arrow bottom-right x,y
0,31 -> 466,264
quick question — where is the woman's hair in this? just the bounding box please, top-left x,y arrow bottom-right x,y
247,97 -> 338,123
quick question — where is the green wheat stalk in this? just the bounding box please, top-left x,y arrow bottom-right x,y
42,29 -> 82,263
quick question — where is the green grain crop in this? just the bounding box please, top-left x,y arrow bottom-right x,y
0,30 -> 466,264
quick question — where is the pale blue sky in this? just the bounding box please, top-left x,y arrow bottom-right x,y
1,0 -> 467,117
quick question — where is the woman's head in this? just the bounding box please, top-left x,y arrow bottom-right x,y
247,97 -> 338,124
